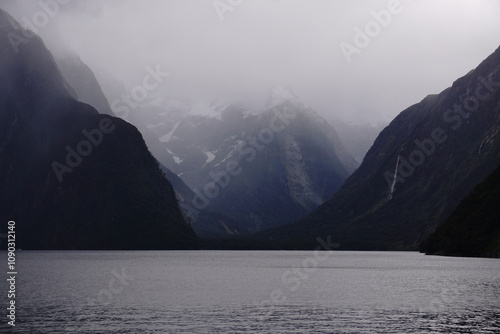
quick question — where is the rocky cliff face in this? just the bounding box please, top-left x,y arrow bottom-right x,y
0,9 -> 198,250
132,87 -> 357,233
257,46 -> 500,250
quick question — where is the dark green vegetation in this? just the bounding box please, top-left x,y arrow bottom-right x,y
0,9 -> 198,249
422,165 -> 500,258
254,46 -> 500,252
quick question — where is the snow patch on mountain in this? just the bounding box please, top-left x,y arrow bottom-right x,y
204,151 -> 216,164
145,121 -> 165,130
159,121 -> 181,143
189,100 -> 229,119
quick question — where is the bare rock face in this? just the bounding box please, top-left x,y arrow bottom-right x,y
258,46 -> 500,251
134,88 -> 356,234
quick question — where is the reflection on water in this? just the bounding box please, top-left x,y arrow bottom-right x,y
1,251 -> 499,333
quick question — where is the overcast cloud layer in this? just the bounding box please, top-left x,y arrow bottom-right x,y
1,0 -> 500,124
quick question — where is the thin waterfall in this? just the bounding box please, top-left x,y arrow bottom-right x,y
388,155 -> 400,201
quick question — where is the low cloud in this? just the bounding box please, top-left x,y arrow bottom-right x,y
2,0 -> 499,124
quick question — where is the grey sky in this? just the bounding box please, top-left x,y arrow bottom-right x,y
2,0 -> 500,124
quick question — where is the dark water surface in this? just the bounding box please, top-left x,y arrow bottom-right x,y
1,251 -> 499,333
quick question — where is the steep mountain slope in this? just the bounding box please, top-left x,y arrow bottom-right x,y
159,164 -> 246,238
52,49 -> 241,239
133,88 -> 357,233
421,165 -> 500,258
257,46 -> 500,250
55,52 -> 115,116
0,9 -> 198,250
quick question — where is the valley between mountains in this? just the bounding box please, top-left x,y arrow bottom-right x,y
0,8 -> 498,257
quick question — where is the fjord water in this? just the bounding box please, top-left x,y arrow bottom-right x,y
1,251 -> 499,333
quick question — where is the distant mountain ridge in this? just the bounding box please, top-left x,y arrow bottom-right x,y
332,119 -> 386,164
255,45 -> 500,250
61,51 -> 358,237
125,87 -> 357,234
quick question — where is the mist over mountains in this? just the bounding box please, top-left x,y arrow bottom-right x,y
2,0 -> 499,125
0,2 -> 499,257
255,46 -> 500,253
0,9 -> 198,249
123,86 -> 357,235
